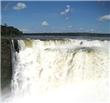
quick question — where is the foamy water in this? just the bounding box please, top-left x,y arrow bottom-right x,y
2,39 -> 110,103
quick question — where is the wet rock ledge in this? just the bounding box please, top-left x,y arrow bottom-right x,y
1,38 -> 12,94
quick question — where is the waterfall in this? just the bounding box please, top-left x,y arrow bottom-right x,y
3,39 -> 110,103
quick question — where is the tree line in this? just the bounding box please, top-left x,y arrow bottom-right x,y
1,24 -> 23,37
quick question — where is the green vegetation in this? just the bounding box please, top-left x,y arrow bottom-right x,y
1,24 -> 23,37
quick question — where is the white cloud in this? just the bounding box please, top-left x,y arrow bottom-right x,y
65,5 -> 70,13
66,5 -> 70,8
41,21 -> 48,27
99,14 -> 110,21
13,2 -> 26,10
60,5 -> 71,16
65,8 -> 70,13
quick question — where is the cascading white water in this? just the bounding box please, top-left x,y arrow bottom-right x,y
3,39 -> 110,103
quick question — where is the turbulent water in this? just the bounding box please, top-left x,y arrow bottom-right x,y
2,39 -> 110,103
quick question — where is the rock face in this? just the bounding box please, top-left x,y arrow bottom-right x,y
13,39 -> 19,53
1,38 -> 12,94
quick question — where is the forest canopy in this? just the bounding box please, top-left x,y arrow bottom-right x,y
1,24 -> 23,37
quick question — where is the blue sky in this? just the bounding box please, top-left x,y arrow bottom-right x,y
1,1 -> 110,33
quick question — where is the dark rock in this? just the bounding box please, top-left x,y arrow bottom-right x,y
1,39 -> 12,94
80,41 -> 83,45
13,39 -> 19,53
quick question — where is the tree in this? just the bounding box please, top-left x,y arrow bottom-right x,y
1,24 -> 23,37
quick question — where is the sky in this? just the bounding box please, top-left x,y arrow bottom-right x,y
1,1 -> 110,33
